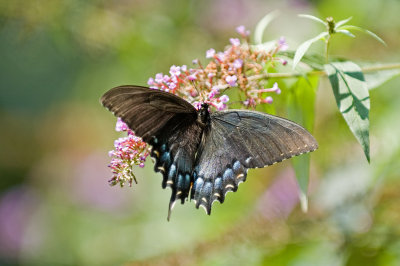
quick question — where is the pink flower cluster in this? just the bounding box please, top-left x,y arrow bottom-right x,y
147,25 -> 286,109
107,118 -> 150,187
107,25 -> 287,187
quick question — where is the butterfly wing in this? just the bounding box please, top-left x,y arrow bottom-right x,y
100,85 -> 197,142
101,86 -> 203,218
191,109 -> 318,214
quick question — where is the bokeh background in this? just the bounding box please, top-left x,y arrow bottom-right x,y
1,0 -> 400,265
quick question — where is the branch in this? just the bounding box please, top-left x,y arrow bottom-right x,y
249,63 -> 400,80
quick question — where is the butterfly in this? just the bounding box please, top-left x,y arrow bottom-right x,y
101,85 -> 318,220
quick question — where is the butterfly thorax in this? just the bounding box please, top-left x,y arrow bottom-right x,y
197,103 -> 210,128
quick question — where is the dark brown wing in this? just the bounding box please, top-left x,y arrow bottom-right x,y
101,85 -> 196,142
101,86 -> 203,219
191,109 -> 318,214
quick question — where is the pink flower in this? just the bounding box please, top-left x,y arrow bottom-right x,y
115,118 -> 129,132
169,65 -> 181,76
230,38 -> 240,46
278,37 -> 288,51
216,52 -> 226,61
233,59 -> 243,69
206,48 -> 216,58
215,102 -> 227,111
264,96 -> 273,104
225,75 -> 237,86
219,95 -> 229,103
188,73 -> 197,81
155,73 -> 163,83
236,25 -> 250,37
169,82 -> 177,90
272,82 -> 281,94
147,77 -> 154,85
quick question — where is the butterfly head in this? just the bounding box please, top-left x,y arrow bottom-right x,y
197,103 -> 210,126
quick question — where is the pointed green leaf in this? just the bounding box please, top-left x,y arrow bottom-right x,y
336,29 -> 355,38
339,25 -> 386,46
325,62 -> 370,162
278,50 -> 326,70
298,14 -> 326,26
365,69 -> 400,90
293,32 -> 329,69
335,16 -> 352,28
287,76 -> 319,212
254,11 -> 280,45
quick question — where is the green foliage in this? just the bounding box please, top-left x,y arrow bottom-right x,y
253,11 -> 280,45
287,76 -> 319,211
325,61 -> 370,162
293,14 -> 385,69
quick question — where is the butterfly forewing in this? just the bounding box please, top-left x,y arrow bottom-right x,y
191,110 -> 318,214
101,85 -> 196,141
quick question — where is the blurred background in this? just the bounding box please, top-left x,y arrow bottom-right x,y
1,0 -> 400,265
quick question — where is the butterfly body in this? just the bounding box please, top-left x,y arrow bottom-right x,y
101,85 -> 318,219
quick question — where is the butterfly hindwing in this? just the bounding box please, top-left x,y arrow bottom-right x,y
191,109 -> 318,214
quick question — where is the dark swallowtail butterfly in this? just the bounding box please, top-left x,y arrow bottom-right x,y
101,85 -> 318,219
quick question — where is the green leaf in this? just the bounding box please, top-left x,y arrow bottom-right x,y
254,11 -> 280,45
287,76 -> 319,212
361,63 -> 400,90
278,51 -> 326,70
298,14 -> 326,26
338,25 -> 386,46
336,29 -> 355,38
324,61 -> 370,162
334,16 -> 352,28
293,32 -> 329,69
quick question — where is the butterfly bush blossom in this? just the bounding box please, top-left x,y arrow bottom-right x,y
108,26 -> 287,187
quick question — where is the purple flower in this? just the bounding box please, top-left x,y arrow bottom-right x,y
236,25 -> 250,37
225,75 -> 237,86
181,65 -> 187,72
264,96 -> 273,104
230,38 -> 240,46
147,77 -> 155,85
192,59 -> 199,65
169,82 -> 177,90
272,82 -> 281,94
208,72 -> 215,78
208,86 -> 220,99
163,75 -> 170,83
216,52 -> 226,61
115,118 -> 129,132
219,94 -> 229,103
278,37 -> 288,51
169,65 -> 181,76
233,59 -> 243,69
155,73 -> 163,83
206,48 -> 216,58
215,102 -> 227,111
188,73 -> 197,81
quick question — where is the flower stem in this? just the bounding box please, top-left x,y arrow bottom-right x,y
249,63 -> 400,80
